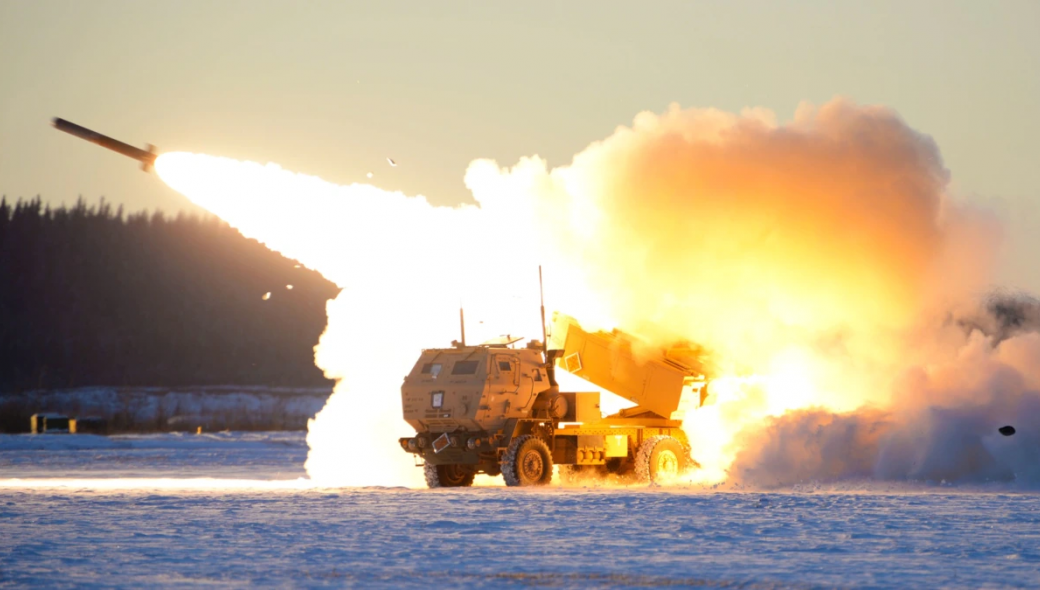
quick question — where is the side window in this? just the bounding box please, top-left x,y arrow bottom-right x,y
498,361 -> 512,372
451,360 -> 479,375
421,363 -> 442,379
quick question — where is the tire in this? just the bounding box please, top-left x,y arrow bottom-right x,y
424,463 -> 475,488
501,435 -> 554,487
635,435 -> 688,485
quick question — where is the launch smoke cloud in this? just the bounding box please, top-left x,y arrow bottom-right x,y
156,98 -> 1036,488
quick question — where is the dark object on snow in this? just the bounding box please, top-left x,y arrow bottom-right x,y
70,417 -> 108,434
30,413 -> 70,434
999,425 -> 1016,436
52,118 -> 157,172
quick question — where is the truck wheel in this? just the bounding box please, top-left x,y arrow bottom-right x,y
424,463 -> 475,488
501,435 -> 553,486
635,435 -> 687,485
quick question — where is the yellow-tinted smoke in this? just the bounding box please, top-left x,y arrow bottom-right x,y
156,98 -> 998,486
465,99 -> 998,482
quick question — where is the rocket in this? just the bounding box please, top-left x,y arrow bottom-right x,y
52,118 -> 158,172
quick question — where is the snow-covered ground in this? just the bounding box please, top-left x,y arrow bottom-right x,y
2,433 -> 1039,588
0,431 -> 307,479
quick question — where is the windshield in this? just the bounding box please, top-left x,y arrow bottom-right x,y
421,363 -> 443,379
451,360 -> 480,375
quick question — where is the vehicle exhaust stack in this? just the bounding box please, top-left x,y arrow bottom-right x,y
52,117 -> 158,172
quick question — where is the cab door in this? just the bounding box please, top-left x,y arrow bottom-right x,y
491,353 -> 520,395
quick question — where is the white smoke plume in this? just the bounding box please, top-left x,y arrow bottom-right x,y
730,297 -> 1040,487
155,155 -> 550,486
155,97 -> 1035,488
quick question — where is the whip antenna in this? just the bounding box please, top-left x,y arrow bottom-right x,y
459,300 -> 467,347
539,266 -> 548,357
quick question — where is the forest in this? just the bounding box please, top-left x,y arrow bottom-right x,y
0,197 -> 340,393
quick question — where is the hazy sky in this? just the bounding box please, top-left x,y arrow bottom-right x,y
1,1 -> 1038,287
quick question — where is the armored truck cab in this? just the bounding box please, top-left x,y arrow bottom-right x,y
402,344 -> 552,437
399,318 -> 708,488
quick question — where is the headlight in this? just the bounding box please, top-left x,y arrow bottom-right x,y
466,437 -> 478,450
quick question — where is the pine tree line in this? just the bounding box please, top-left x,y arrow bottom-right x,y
0,197 -> 339,392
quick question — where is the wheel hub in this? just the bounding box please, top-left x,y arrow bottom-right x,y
656,449 -> 679,477
521,451 -> 544,479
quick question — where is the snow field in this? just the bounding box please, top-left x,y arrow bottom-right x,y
2,432 -> 1039,588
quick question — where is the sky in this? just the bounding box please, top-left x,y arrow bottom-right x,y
1,0 -> 1038,289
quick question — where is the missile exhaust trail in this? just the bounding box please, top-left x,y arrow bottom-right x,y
52,117 -> 157,172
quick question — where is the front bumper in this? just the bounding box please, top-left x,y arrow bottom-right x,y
398,432 -> 497,465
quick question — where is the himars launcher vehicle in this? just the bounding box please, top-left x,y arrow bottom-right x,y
399,299 -> 710,488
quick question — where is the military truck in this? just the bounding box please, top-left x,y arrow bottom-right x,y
399,314 -> 710,487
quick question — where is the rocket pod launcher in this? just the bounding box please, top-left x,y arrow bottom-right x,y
553,315 -> 709,422
399,313 -> 710,487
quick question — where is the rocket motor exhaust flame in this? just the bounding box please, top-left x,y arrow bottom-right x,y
155,98 -> 1030,488
155,153 -> 561,487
